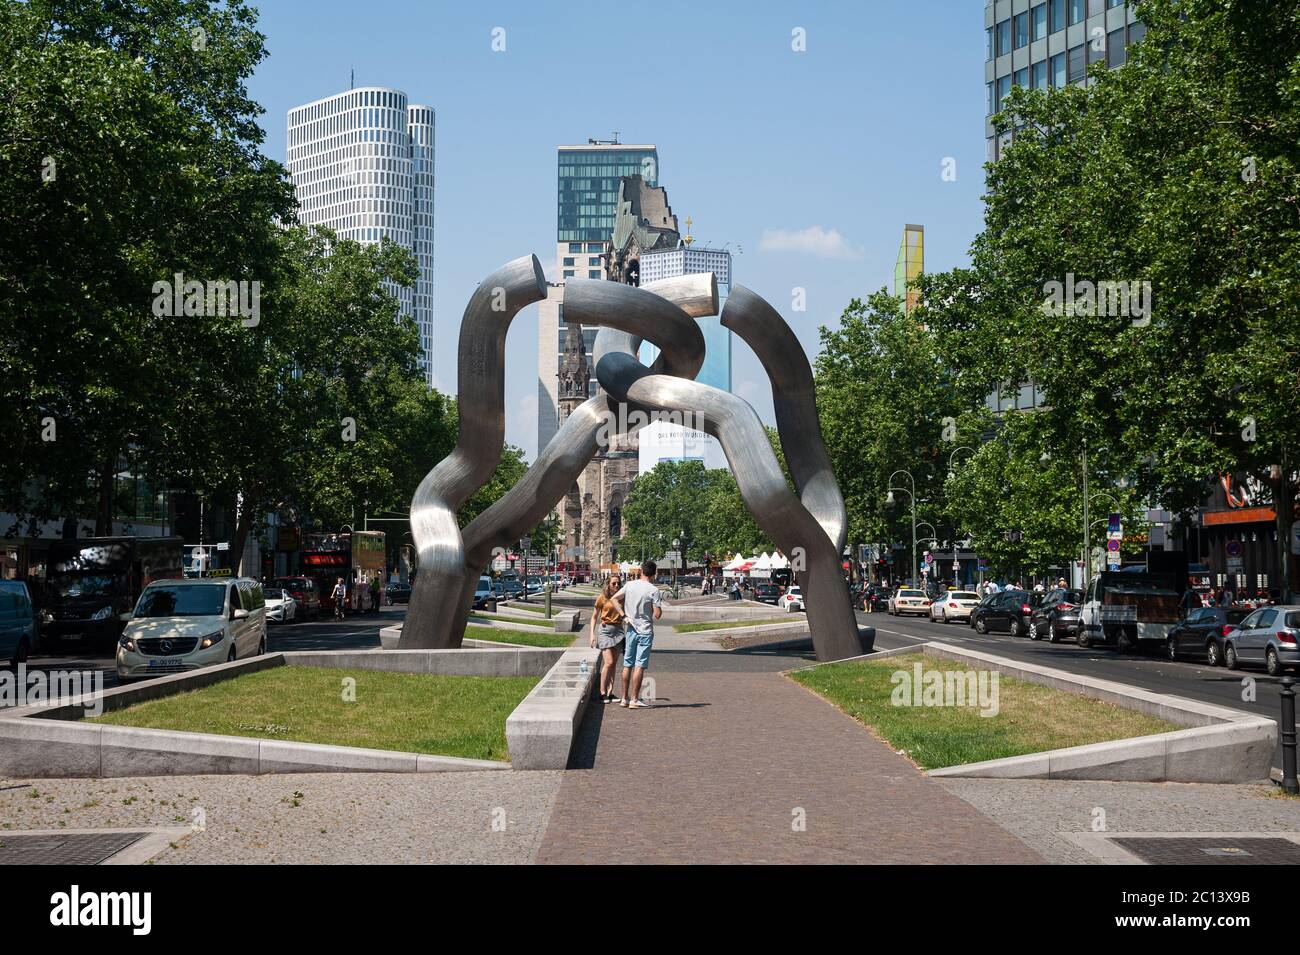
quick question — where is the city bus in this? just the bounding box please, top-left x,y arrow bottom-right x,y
300,530 -> 386,613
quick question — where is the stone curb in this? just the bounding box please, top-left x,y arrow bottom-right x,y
505,646 -> 601,770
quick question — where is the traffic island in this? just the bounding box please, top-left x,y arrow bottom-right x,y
0,644 -> 597,777
787,642 -> 1276,783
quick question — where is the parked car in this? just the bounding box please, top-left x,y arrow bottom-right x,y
929,590 -> 981,624
779,586 -> 805,612
501,578 -> 524,597
384,581 -> 413,604
888,589 -> 931,617
473,576 -> 494,609
0,580 -> 36,667
1029,588 -> 1084,643
970,589 -> 1036,636
1223,605 -> 1300,675
755,583 -> 782,604
275,576 -> 321,619
116,578 -> 267,679
1166,606 -> 1250,666
263,587 -> 298,624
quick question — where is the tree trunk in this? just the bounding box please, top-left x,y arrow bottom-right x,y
233,496 -> 255,578
1275,454 -> 1294,602
94,455 -> 115,536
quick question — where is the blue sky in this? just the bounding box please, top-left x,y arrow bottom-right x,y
247,0 -> 989,459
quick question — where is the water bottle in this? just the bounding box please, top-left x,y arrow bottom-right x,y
579,659 -> 589,677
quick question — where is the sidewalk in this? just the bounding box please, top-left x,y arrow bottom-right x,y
535,625 -> 1043,864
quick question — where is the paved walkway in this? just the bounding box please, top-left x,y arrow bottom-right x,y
536,625 -> 1042,864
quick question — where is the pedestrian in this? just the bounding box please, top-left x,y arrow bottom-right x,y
1057,577 -> 1068,588
369,575 -> 380,612
610,560 -> 663,709
588,574 -> 627,704
331,576 -> 347,620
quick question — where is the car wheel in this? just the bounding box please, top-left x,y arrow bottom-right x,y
1077,629 -> 1092,649
1047,623 -> 1061,644
227,645 -> 237,663
975,616 -> 987,634
1008,618 -> 1022,638
1028,621 -> 1041,641
1205,639 -> 1221,667
258,634 -> 267,656
1266,647 -> 1281,677
10,636 -> 30,668
1116,628 -> 1137,653
1224,642 -> 1239,670
1166,636 -> 1178,662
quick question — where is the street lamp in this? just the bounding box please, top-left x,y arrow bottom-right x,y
887,469 -> 918,587
946,445 -> 977,482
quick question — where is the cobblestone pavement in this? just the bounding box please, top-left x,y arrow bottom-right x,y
937,778 -> 1300,864
536,628 -> 1043,864
0,770 -> 563,864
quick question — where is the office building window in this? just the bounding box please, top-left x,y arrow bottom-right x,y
1130,20 -> 1147,44
588,270 -> 600,279
1032,60 -> 1048,90
563,269 -> 575,278
1050,0 -> 1066,32
1014,67 -> 1028,88
1068,44 -> 1087,83
987,136 -> 998,163
1088,0 -> 1105,17
1051,52 -> 1066,87
1108,0 -> 1125,6
563,257 -> 575,266
1106,28 -> 1126,67
987,26 -> 994,60
987,82 -> 996,115
1014,12 -> 1029,49
586,242 -> 603,252
1069,0 -> 1085,25
1032,4 -> 1048,40
997,19 -> 1011,56
568,242 -> 582,253
997,74 -> 1012,107
1088,34 -> 1106,66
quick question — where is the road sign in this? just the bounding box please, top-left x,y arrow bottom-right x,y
952,560 -> 960,571
1107,513 -> 1122,535
1227,557 -> 1244,573
1106,538 -> 1121,552
1225,539 -> 1243,558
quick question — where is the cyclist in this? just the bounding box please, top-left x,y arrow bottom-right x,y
332,576 -> 347,620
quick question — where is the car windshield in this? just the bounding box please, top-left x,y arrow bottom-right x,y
51,574 -> 115,598
264,588 -> 285,599
135,584 -> 225,618
1108,578 -> 1178,596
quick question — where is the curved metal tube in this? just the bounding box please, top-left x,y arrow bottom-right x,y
402,255 -> 547,649
592,288 -> 862,662
720,285 -> 847,554
421,275 -> 716,647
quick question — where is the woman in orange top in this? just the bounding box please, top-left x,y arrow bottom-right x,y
589,575 -> 626,704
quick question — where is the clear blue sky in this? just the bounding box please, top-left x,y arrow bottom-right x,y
247,0 -> 989,459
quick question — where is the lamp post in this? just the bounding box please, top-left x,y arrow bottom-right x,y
887,470 -> 917,587
946,445 -> 977,482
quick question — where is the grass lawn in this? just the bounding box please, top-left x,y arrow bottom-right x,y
503,602 -> 547,615
788,653 -> 1180,770
87,666 -> 537,761
675,617 -> 792,632
465,624 -> 576,648
468,612 -> 551,629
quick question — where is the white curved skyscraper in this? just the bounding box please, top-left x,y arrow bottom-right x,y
287,87 -> 435,387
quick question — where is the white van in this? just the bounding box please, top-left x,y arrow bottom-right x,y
116,578 -> 267,679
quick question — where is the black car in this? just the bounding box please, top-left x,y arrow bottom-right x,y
755,583 -> 781,604
1029,588 -> 1084,643
970,589 -> 1037,636
1166,606 -> 1251,665
384,582 -> 412,604
860,585 -> 891,612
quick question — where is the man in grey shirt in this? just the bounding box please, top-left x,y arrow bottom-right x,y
611,559 -> 663,708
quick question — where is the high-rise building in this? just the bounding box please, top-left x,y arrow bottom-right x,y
893,224 -> 924,315
537,141 -> 658,455
984,0 -> 1144,163
287,87 -> 436,387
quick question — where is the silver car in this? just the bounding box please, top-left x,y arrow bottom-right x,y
1223,605 -> 1300,676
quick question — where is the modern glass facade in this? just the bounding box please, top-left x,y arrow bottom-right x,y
984,0 -> 1144,163
557,144 -> 659,242
287,87 -> 436,387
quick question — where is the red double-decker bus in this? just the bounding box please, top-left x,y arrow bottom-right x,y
300,531 -> 386,613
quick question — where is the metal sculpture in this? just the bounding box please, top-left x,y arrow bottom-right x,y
404,257 -> 863,662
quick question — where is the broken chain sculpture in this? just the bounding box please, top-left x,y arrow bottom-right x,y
403,255 -> 863,661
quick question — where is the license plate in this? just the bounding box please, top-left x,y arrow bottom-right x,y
148,659 -> 185,668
